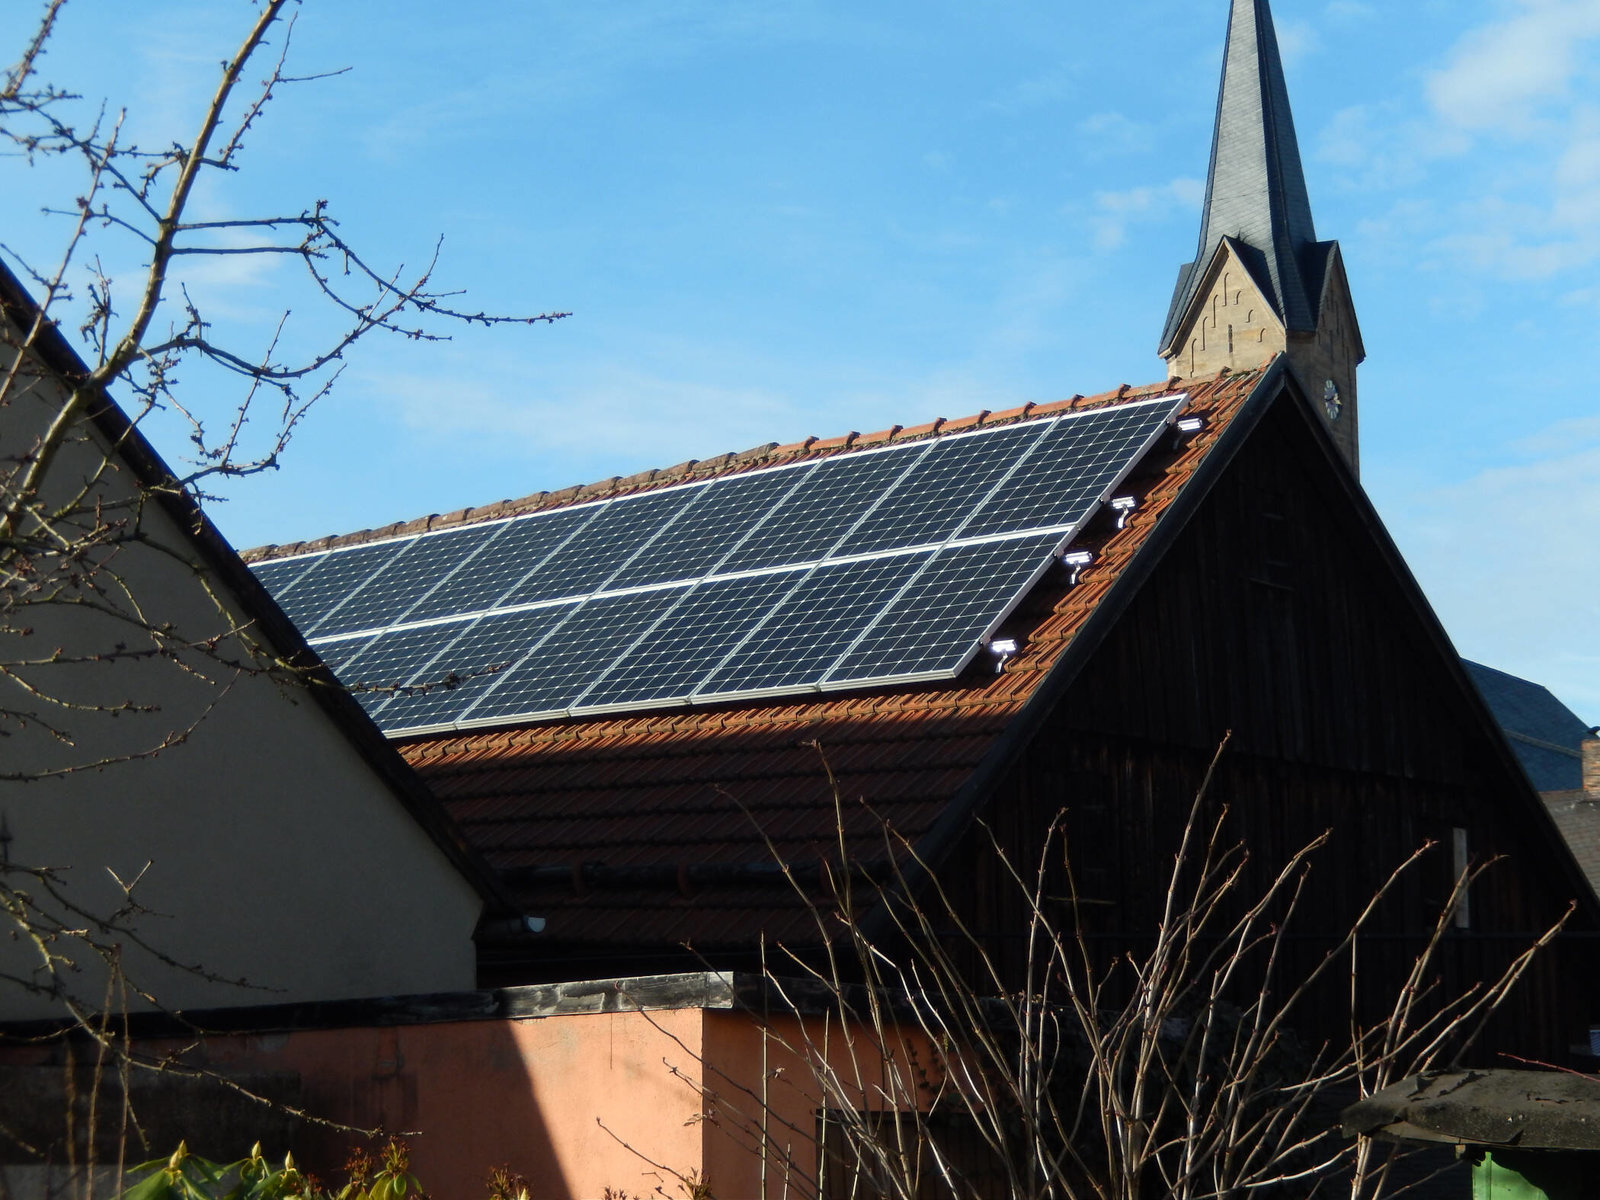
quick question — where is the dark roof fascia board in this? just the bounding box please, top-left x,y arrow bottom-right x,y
1259,371 -> 1600,925
885,360 -> 1293,926
0,262 -> 516,918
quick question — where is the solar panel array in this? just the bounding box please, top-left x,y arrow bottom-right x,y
252,394 -> 1186,734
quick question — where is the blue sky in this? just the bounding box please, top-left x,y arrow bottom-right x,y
5,0 -> 1598,720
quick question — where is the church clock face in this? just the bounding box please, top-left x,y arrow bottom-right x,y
1323,379 -> 1343,422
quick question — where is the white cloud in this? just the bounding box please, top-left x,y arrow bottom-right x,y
1088,179 -> 1206,252
1274,20 -> 1320,66
986,70 -> 1077,114
1316,105 -> 1456,187
1323,3 -> 1600,285
376,366 -> 797,471
1393,416 -> 1600,720
1076,112 -> 1156,156
1324,1 -> 1376,21
1419,109 -> 1600,280
1427,0 -> 1600,136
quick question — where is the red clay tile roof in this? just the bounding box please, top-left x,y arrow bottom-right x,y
379,365 -> 1277,955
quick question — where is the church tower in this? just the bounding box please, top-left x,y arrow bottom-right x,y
1160,0 -> 1365,472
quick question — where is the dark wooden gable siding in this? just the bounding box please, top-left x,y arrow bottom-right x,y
943,386 -> 1596,1062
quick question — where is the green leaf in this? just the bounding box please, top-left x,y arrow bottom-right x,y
118,1170 -> 178,1200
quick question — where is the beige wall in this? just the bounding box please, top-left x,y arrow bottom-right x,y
1163,242 -> 1362,473
0,333 -> 482,1020
1165,249 -> 1286,382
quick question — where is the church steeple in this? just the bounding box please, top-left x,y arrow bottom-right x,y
1160,0 -> 1365,472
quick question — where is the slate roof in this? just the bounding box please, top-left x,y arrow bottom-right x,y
1161,0 -> 1331,353
1542,791 -> 1600,902
379,366 -> 1275,959
1343,1070 -> 1600,1152
1463,660 -> 1593,793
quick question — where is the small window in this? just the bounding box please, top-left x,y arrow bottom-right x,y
1451,827 -> 1471,930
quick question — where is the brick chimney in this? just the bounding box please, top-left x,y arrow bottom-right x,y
1584,732 -> 1600,801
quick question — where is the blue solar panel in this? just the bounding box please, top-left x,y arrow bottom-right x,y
835,422 -> 1049,556
576,573 -> 800,711
457,590 -> 685,726
379,607 -> 572,731
249,554 -> 319,597
696,555 -> 927,700
715,444 -> 928,574
826,534 -> 1064,684
274,540 -> 412,631
498,487 -> 703,607
411,505 -> 595,620
327,623 -> 475,717
962,398 -> 1174,538
250,391 -> 1190,733
316,524 -> 514,636
614,469 -> 812,589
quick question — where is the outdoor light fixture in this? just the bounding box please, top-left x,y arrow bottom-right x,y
1061,550 -> 1095,586
988,639 -> 1020,672
1110,496 -> 1139,529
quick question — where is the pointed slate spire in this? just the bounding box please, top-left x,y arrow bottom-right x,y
1160,0 -> 1320,354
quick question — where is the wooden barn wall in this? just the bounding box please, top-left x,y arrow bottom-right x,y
942,392 -> 1596,1063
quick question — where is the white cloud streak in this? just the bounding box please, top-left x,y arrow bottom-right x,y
1426,0 -> 1600,136
1395,414 -> 1600,719
1089,179 -> 1206,251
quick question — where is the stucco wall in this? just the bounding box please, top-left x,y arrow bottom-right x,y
0,1002 -> 938,1200
0,336 -> 482,1019
159,1010 -> 710,1200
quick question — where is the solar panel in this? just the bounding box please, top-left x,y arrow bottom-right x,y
461,589 -> 686,723
835,422 -> 1048,556
273,540 -> 412,632
248,554 -> 320,597
251,392 -> 1188,734
825,534 -> 1063,684
577,573 -> 799,710
715,444 -> 929,574
376,607 -> 571,730
696,555 -> 925,701
318,523 -> 512,637
408,507 -> 589,622
963,401 -> 1177,538
615,469 -> 811,588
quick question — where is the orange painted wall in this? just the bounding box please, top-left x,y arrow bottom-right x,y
195,1010 -> 712,1200
699,1011 -> 940,1200
2,1006 -> 937,1200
